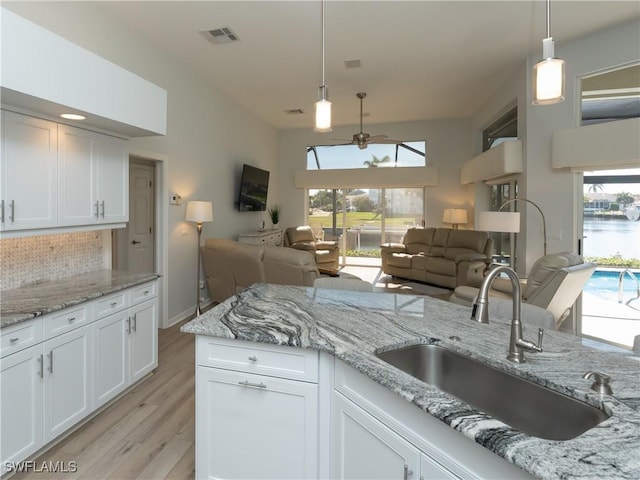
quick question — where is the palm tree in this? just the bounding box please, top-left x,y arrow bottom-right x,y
616,192 -> 634,207
588,184 -> 604,193
363,155 -> 391,168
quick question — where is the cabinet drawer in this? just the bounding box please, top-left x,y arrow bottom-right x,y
197,337 -> 318,383
130,281 -> 157,305
1,318 -> 43,358
43,304 -> 91,339
95,291 -> 128,319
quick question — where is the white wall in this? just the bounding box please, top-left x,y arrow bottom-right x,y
470,18 -> 640,272
278,119 -> 473,229
4,2 -> 279,324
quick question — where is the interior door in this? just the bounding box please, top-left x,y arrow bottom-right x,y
114,161 -> 155,273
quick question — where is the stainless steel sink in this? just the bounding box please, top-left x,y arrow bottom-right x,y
376,343 -> 610,440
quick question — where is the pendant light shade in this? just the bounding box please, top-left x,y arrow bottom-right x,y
314,0 -> 332,132
533,0 -> 565,105
314,86 -> 332,133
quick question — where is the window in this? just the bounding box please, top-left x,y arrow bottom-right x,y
306,142 -> 425,170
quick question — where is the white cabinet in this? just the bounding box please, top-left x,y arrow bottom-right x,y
0,279 -> 158,472
237,229 -> 283,246
43,325 -> 93,441
1,110 -> 58,231
58,123 -> 128,226
1,109 -> 128,234
195,337 -> 318,480
0,345 -> 44,472
333,392 -> 421,480
94,282 -> 158,407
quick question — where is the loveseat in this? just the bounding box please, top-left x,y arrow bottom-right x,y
380,227 -> 493,289
201,238 -> 321,303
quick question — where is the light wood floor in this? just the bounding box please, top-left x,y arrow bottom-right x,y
13,320 -> 196,480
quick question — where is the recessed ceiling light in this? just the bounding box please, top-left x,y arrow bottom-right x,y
60,113 -> 86,120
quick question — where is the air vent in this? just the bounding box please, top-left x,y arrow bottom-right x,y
285,109 -> 304,115
201,27 -> 240,44
344,59 -> 362,69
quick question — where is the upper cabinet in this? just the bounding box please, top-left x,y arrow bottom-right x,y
1,110 -> 128,235
58,124 -> 128,226
1,112 -> 58,231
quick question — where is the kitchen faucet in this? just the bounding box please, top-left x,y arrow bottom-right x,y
471,265 -> 544,363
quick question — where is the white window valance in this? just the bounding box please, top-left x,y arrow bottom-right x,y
460,140 -> 523,184
552,118 -> 640,172
294,166 -> 438,189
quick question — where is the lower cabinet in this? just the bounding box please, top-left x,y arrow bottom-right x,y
333,392 -> 422,480
195,337 -> 318,480
0,345 -> 44,469
43,325 -> 93,441
0,279 -> 159,473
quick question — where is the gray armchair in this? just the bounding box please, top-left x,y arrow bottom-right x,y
284,226 -> 340,270
450,252 -> 597,329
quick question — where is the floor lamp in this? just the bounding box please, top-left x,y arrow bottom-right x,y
477,198 -> 547,267
186,200 -> 213,316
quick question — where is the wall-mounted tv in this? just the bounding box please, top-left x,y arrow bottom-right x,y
237,164 -> 270,212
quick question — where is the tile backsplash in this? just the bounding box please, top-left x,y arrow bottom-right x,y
0,231 -> 105,291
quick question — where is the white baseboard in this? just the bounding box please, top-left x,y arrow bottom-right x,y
165,299 -> 215,329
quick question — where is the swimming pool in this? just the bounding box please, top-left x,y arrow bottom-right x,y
584,269 -> 640,303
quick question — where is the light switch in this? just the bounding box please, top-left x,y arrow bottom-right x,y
170,193 -> 182,205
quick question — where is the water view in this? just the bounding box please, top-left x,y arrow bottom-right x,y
583,217 -> 640,260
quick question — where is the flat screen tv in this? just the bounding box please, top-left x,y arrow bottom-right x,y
238,164 -> 270,212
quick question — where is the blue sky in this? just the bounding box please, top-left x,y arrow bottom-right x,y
307,142 -> 425,170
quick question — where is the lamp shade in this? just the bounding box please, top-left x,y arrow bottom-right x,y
442,208 -> 468,225
314,95 -> 332,133
185,201 -> 213,223
477,211 -> 520,233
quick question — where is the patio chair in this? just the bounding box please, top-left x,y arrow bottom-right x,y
450,252 -> 597,329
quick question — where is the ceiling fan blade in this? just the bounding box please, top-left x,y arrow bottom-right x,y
368,138 -> 404,144
367,134 -> 389,141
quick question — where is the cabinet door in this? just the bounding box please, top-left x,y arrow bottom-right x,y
420,453 -> 459,480
129,298 -> 158,383
94,311 -> 129,407
196,367 -> 318,480
332,392 -> 420,480
97,134 -> 128,223
58,124 -> 99,225
1,111 -> 58,230
0,346 -> 44,471
43,325 -> 93,441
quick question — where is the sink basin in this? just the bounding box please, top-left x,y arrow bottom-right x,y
376,343 -> 609,440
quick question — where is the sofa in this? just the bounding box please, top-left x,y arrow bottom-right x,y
380,227 -> 493,289
201,238 -> 321,303
283,226 -> 340,270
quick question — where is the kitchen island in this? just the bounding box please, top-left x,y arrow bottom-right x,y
182,283 -> 640,479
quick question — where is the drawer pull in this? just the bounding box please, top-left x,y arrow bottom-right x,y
126,317 -> 131,334
110,302 -> 118,307
9,337 -> 20,344
248,355 -> 258,362
132,314 -> 137,332
143,290 -> 150,295
47,352 -> 54,374
38,354 -> 44,378
238,380 -> 266,389
68,317 -> 76,323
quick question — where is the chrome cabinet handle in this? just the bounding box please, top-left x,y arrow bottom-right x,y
143,290 -> 150,295
110,302 -> 118,307
68,316 -> 76,323
95,201 -> 100,218
248,355 -> 258,362
9,337 -> 19,344
100,201 -> 105,218
132,313 -> 137,332
404,464 -> 409,480
47,351 -> 53,374
238,380 -> 266,389
38,354 -> 44,379
1,199 -> 4,223
9,200 -> 15,222
126,317 -> 131,334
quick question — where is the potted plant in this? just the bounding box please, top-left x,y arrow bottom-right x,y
267,204 -> 281,227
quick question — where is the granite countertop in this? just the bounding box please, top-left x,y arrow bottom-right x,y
181,283 -> 640,480
1,270 -> 161,328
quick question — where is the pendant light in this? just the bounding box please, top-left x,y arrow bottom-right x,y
314,0 -> 332,132
533,0 -> 565,105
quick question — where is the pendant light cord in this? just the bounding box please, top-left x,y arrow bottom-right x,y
546,0 -> 551,38
321,0 -> 326,87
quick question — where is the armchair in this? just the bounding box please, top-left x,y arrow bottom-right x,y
450,252 -> 597,329
284,226 -> 340,270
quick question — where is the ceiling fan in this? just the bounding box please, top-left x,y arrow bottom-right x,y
334,92 -> 403,149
